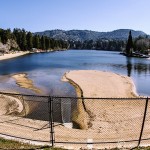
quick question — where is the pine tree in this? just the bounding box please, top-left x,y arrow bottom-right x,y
45,37 -> 50,50
33,35 -> 40,49
126,30 -> 133,56
0,29 -> 11,44
21,29 -> 27,50
41,36 -> 46,50
50,39 -> 55,49
13,28 -> 21,46
26,32 -> 33,50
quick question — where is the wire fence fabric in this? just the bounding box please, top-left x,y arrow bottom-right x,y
0,92 -> 150,149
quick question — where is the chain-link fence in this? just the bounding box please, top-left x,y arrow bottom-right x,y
0,92 -> 51,148
0,92 -> 150,149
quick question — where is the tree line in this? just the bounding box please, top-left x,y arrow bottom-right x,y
69,39 -> 126,51
126,31 -> 150,56
133,35 -> 150,53
0,28 -> 149,52
69,35 -> 150,52
0,28 -> 69,51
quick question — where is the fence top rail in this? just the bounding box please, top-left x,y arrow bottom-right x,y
0,91 -> 148,100
52,96 -> 148,100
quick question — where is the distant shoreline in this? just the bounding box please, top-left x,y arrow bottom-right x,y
0,49 -> 120,62
0,49 -> 69,61
0,51 -> 29,61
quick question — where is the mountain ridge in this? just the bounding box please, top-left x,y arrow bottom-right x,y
35,29 -> 147,41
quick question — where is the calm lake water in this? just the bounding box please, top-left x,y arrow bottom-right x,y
0,50 -> 150,97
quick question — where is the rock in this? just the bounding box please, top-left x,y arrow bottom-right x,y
0,39 -> 20,53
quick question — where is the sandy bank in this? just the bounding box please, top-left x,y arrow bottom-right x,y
63,70 -> 142,130
0,94 -> 23,115
63,70 -> 138,98
12,73 -> 41,94
0,51 -> 29,61
57,70 -> 150,149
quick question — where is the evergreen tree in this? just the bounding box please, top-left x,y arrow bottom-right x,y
126,30 -> 133,56
4,29 -> 11,43
0,29 -> 11,44
26,32 -> 33,50
62,41 -> 69,49
21,29 -> 27,50
45,37 -> 50,50
13,28 -> 22,48
33,35 -> 40,49
50,38 -> 54,49
11,33 -> 17,41
56,40 -> 61,48
41,36 -> 46,50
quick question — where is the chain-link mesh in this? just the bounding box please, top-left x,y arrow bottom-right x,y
0,93 -> 50,147
140,97 -> 150,147
0,92 -> 150,149
53,97 -> 148,149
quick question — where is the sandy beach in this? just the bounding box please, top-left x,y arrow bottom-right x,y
0,51 -> 29,61
0,70 -> 150,149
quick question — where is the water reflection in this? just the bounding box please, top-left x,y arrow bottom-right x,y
126,57 -> 150,77
126,57 -> 132,77
134,63 -> 150,75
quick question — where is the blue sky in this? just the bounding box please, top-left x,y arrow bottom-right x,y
1,0 -> 150,34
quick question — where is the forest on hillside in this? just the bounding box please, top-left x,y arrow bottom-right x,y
69,35 -> 150,52
0,28 -> 150,52
0,28 -> 69,51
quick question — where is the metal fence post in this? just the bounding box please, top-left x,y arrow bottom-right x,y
21,95 -> 26,117
48,96 -> 54,147
138,97 -> 149,147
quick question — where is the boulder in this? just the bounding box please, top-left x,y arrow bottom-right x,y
0,39 -> 20,53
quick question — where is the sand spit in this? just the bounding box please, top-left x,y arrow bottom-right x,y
63,70 -> 139,130
63,70 -> 138,98
12,73 -> 41,94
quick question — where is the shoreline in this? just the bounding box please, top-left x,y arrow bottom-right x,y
0,49 -> 68,61
62,73 -> 88,129
0,51 -> 29,61
62,72 -> 83,97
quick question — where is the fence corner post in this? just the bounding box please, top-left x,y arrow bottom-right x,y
138,97 -> 149,147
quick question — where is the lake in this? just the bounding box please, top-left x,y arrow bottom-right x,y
0,50 -> 150,97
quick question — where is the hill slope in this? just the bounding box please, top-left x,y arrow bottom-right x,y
35,29 -> 147,41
